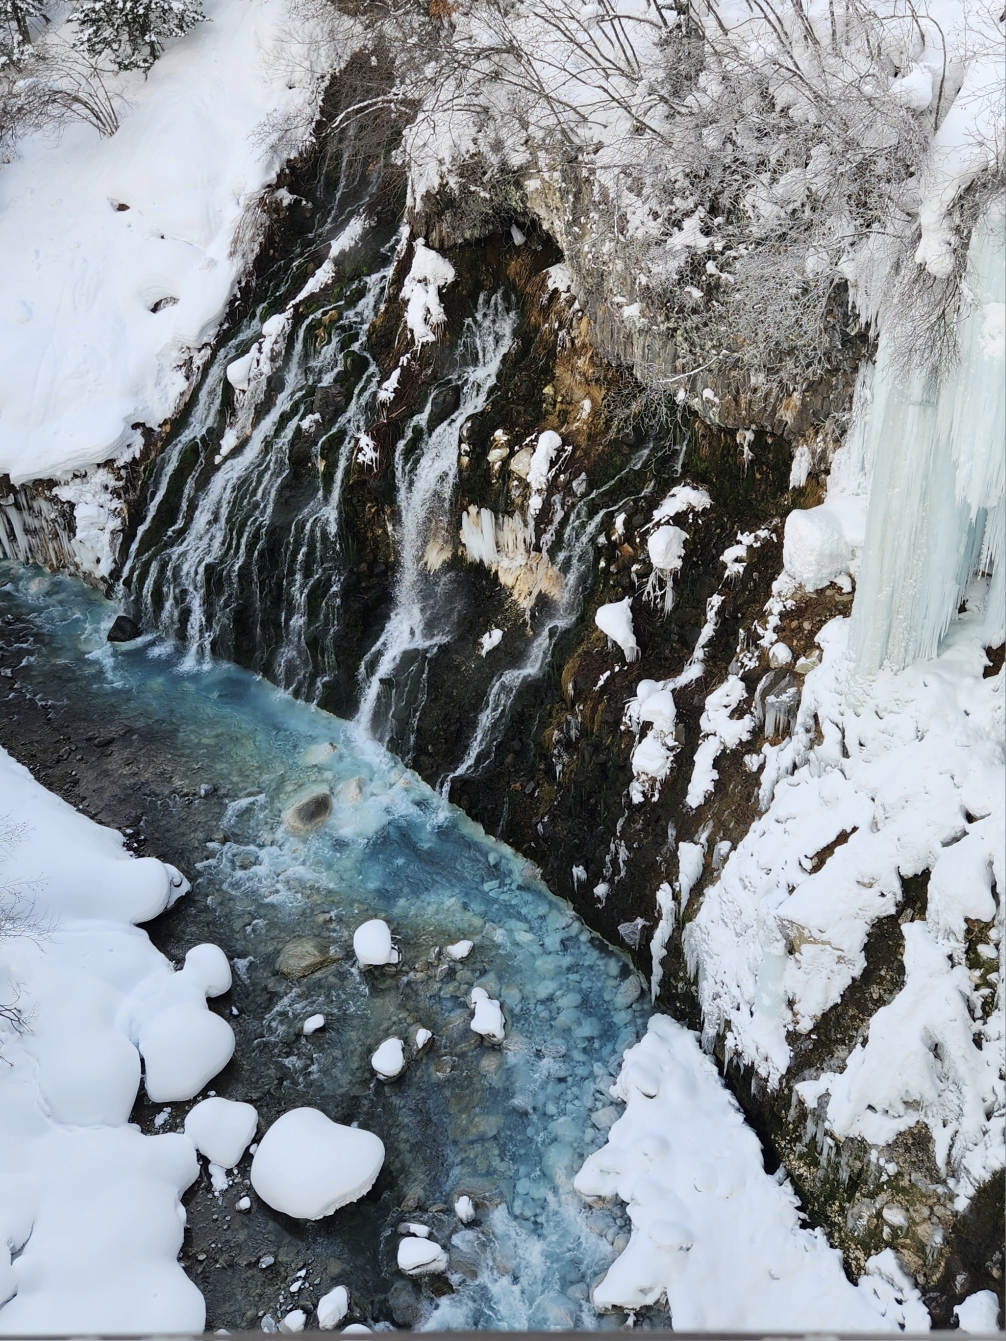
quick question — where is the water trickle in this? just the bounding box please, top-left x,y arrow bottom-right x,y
354,291 -> 519,752
0,562 -> 651,1330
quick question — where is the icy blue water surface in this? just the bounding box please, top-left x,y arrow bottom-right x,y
0,563 -> 649,1330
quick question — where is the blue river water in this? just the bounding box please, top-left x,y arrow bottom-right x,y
0,562 -> 651,1330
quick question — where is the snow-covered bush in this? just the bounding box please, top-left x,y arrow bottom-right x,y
70,0 -> 206,72
398,0 -> 1004,396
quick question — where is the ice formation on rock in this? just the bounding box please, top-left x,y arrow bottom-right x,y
850,208 -> 1005,672
595,598 -> 640,662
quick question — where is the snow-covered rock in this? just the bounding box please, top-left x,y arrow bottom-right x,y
317,1286 -> 349,1330
302,1013 -> 326,1036
138,1004 -> 235,1103
595,598 -> 640,662
397,1236 -> 448,1276
353,919 -> 398,968
370,1038 -> 405,1080
250,1109 -> 385,1220
402,239 -> 456,345
454,1195 -> 476,1223
184,1097 -> 258,1169
469,988 -> 505,1042
445,939 -> 473,960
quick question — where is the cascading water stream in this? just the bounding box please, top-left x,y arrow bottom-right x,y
440,445 -> 657,797
354,292 -> 519,749
121,208 -> 396,703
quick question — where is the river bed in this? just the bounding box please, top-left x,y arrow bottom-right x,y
0,560 -> 654,1331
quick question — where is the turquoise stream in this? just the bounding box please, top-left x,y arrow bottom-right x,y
0,562 -> 650,1330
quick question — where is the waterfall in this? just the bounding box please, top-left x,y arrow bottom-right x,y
849,207 -> 1005,673
121,213 -> 393,701
354,291 -> 518,750
441,443 -> 658,796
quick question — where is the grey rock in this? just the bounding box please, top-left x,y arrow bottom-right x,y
276,937 -> 332,979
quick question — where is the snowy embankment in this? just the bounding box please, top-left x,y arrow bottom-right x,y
0,0 -> 331,572
577,1016 -> 928,1330
0,747 -> 210,1332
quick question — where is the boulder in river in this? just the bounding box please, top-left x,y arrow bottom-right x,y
283,787 -> 332,833
250,1107 -> 385,1219
277,937 -> 333,978
107,614 -> 141,643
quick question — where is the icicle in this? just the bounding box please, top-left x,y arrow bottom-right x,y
850,207 -> 1005,673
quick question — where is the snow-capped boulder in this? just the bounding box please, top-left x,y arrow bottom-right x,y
250,1108 -> 385,1220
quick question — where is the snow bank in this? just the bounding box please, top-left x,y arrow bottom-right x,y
575,1015 -> 928,1330
250,1108 -> 385,1219
684,613 -> 1004,1200
0,746 -> 211,1332
0,0 -> 329,486
184,1096 -> 258,1168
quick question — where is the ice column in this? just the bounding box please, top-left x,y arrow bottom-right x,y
850,208 -> 1005,673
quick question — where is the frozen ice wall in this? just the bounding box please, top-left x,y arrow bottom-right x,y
850,208 -> 1005,673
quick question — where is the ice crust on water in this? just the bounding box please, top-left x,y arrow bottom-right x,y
250,1108 -> 385,1220
576,1014 -> 929,1330
353,918 -> 397,967
184,1097 -> 258,1169
0,746 -> 207,1332
595,598 -> 640,662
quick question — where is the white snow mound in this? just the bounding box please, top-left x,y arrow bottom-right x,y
250,1108 -> 385,1220
184,1097 -> 258,1169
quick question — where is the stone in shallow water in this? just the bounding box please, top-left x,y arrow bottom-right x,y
251,1107 -> 385,1220
397,1236 -> 448,1276
277,937 -> 332,979
371,1037 -> 405,1079
107,614 -> 141,643
530,1291 -> 579,1329
283,787 -> 333,833
613,974 -> 643,1009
